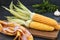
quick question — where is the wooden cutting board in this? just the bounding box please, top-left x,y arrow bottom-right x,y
27,28 -> 59,40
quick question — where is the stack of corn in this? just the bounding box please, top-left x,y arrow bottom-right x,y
2,0 -> 60,31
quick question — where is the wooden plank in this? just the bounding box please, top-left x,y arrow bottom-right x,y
27,28 -> 59,40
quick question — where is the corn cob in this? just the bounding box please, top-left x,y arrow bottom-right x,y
17,0 -> 60,30
3,0 -> 59,27
3,0 -> 60,31
32,13 -> 60,29
16,1 -> 60,30
7,17 -> 54,31
29,21 -> 54,31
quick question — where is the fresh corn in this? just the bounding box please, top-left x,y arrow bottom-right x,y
16,0 -> 59,30
3,0 -> 60,31
7,18 -> 54,31
29,21 -> 54,31
32,14 -> 59,28
17,0 -> 59,30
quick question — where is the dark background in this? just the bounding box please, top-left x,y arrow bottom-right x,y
0,0 -> 60,40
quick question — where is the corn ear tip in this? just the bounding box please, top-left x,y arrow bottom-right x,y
2,6 -> 6,8
4,16 -> 8,18
17,0 -> 23,6
2,6 -> 9,11
10,1 -> 13,6
17,0 -> 21,4
9,1 -> 13,8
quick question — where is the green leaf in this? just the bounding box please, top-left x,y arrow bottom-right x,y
9,1 -> 13,10
17,0 -> 32,14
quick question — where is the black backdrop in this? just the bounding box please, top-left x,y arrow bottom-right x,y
0,0 -> 60,40
0,0 -> 60,6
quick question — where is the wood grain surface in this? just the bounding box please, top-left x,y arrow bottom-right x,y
27,28 -> 59,40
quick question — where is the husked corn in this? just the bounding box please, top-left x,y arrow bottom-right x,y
32,14 -> 58,27
29,21 -> 54,31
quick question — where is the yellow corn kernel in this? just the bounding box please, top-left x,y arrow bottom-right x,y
29,21 -> 54,31
32,14 -> 58,27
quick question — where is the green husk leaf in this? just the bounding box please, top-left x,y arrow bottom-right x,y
14,5 -> 30,17
2,6 -> 28,20
6,16 -> 17,19
17,0 -> 32,14
6,16 -> 25,25
9,1 -> 13,10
